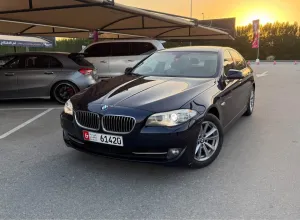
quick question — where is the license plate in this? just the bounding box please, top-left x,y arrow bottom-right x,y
83,130 -> 123,147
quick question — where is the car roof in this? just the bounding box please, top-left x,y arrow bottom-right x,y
161,46 -> 233,53
0,51 -> 94,69
0,51 -> 70,56
86,39 -> 165,48
89,39 -> 163,43
83,39 -> 165,52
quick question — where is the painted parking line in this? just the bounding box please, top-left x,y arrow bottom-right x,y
256,71 -> 269,78
0,107 -> 62,111
0,108 -> 54,140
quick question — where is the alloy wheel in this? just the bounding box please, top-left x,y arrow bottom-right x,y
54,83 -> 76,104
249,90 -> 255,112
194,121 -> 220,162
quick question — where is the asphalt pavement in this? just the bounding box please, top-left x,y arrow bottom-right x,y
1,63 -> 300,219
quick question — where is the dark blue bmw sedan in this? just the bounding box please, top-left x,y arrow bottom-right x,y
61,46 -> 255,168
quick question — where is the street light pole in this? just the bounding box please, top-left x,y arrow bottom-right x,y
202,13 -> 204,20
190,0 -> 193,17
190,0 -> 193,46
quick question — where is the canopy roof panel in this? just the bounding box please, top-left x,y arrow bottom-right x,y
0,0 -> 83,11
0,0 -> 235,40
0,19 -> 88,37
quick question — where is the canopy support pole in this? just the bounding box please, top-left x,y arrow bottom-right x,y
28,0 -> 33,9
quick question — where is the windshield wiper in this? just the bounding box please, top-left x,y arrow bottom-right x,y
129,72 -> 142,76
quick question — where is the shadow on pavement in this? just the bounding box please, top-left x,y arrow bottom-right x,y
0,98 -> 62,108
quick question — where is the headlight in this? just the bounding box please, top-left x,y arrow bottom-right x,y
146,109 -> 197,127
64,99 -> 73,115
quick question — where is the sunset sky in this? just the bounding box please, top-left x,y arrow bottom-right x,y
118,0 -> 299,26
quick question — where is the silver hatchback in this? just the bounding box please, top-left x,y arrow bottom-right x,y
0,52 -> 97,104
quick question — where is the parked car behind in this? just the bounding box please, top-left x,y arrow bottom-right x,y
61,46 -> 255,168
0,52 -> 96,104
81,39 -> 165,79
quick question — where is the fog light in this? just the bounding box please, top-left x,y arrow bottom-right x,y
167,148 -> 182,159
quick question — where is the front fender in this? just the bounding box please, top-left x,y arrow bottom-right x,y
181,84 -> 224,125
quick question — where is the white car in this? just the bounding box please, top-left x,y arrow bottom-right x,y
81,39 -> 165,79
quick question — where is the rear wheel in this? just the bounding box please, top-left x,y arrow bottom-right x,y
51,82 -> 78,104
185,114 -> 224,169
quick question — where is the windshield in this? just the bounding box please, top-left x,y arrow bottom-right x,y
133,51 -> 219,78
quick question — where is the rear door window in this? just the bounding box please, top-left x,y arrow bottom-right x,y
69,54 -> 93,67
85,43 -> 111,57
111,42 -> 131,56
24,56 -> 38,68
49,56 -> 63,68
131,42 -> 156,55
22,55 -> 62,69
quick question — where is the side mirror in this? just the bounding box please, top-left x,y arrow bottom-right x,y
227,69 -> 244,80
125,67 -> 133,75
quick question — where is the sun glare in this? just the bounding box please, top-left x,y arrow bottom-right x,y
237,8 -> 278,26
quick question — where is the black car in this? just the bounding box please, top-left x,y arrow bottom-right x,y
61,46 -> 255,168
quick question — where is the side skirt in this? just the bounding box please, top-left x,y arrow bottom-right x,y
223,106 -> 247,134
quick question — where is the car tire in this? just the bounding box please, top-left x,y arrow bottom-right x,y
184,114 -> 224,169
51,81 -> 78,104
244,87 -> 255,116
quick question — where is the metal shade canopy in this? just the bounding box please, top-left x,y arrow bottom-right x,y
0,34 -> 53,47
0,0 -> 235,40
0,19 -> 148,39
0,19 -> 89,38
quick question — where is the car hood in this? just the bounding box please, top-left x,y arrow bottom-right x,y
71,75 -> 215,112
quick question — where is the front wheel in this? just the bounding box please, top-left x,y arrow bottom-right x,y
185,114 -> 224,169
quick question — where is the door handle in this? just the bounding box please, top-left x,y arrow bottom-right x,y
127,60 -> 135,62
44,72 -> 54,75
4,72 -> 14,76
223,95 -> 232,101
100,60 -> 107,63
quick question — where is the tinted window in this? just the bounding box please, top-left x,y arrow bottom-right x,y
224,50 -> 234,76
68,54 -> 93,67
23,55 -> 62,69
24,56 -> 38,68
111,42 -> 130,56
133,51 -> 218,78
131,42 -> 156,55
0,55 -> 16,66
85,43 -> 111,57
49,57 -> 63,68
230,50 -> 246,70
4,57 -> 21,69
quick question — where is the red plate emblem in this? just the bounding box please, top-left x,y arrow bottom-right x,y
83,130 -> 90,141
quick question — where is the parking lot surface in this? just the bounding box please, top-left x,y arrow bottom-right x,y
1,63 -> 300,219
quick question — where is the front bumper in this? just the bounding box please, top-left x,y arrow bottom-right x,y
61,112 -> 201,163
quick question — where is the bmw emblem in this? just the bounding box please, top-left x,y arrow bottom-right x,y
101,105 -> 109,111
